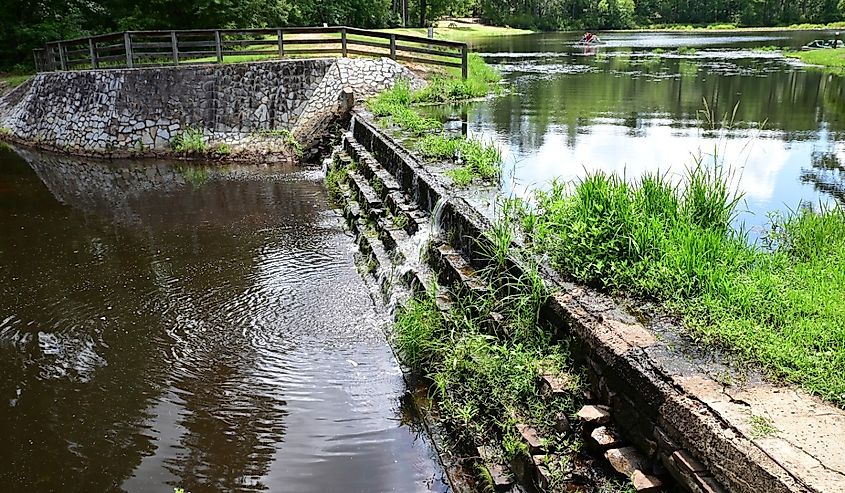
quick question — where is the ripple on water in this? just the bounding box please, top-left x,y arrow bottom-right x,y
0,156 -> 447,493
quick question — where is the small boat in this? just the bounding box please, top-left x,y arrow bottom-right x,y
575,39 -> 606,46
802,39 -> 844,50
577,33 -> 605,46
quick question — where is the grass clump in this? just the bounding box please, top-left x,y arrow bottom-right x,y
785,48 -> 845,75
260,128 -> 304,157
367,80 -> 443,135
749,414 -> 779,438
678,46 -> 697,55
395,230 -> 582,462
413,54 -> 502,103
171,128 -> 208,153
516,165 -> 845,406
416,135 -> 502,186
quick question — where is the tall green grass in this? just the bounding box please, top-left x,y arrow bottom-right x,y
416,135 -> 502,186
413,53 -> 502,103
367,80 -> 443,135
518,166 -> 845,406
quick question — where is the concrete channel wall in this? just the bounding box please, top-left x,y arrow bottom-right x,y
0,57 -> 420,159
333,111 -> 845,493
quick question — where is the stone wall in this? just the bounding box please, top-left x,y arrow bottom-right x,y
0,57 -> 421,159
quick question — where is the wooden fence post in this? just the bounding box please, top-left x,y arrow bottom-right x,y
33,49 -> 41,72
170,31 -> 179,65
88,38 -> 98,69
277,29 -> 284,58
461,44 -> 468,80
58,41 -> 67,71
341,27 -> 348,57
215,30 -> 223,63
389,34 -> 397,60
124,32 -> 134,68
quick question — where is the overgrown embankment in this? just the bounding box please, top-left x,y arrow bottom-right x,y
366,53 -> 504,187
514,167 -> 845,406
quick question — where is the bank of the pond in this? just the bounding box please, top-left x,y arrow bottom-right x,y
515,170 -> 845,408
785,48 -> 845,74
382,20 -> 534,41
613,22 -> 845,32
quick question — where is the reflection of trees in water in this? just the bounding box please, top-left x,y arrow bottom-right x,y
801,151 -> 845,207
480,55 -> 845,154
0,147 -> 327,491
165,347 -> 287,492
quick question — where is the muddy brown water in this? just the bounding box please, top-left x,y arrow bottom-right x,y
0,145 -> 448,492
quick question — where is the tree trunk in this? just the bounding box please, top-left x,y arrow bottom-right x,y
419,0 -> 427,26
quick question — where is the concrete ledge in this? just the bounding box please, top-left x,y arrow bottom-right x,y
348,110 -> 845,493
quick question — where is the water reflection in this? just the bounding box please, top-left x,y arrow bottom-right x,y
802,150 -> 845,207
0,146 -> 446,492
452,31 -> 845,229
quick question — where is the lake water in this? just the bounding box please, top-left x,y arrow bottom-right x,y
461,31 -> 845,233
0,146 -> 447,492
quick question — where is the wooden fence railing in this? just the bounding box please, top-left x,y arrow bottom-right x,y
32,26 -> 468,78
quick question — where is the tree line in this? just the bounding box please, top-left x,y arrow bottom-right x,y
2,0 -> 844,69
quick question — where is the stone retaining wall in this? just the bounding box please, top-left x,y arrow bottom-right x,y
0,57 -> 420,160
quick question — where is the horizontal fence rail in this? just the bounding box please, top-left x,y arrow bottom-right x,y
34,26 -> 468,78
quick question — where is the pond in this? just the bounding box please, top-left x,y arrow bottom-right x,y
459,31 -> 845,234
0,145 -> 447,492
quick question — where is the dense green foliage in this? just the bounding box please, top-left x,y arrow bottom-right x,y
515,166 -> 845,406
4,0 -> 845,69
416,135 -> 502,185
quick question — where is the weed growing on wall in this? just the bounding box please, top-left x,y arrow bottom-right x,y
394,217 -> 584,465
259,128 -> 304,157
171,128 -> 208,153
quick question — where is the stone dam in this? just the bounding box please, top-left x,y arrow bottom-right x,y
0,57 -> 420,160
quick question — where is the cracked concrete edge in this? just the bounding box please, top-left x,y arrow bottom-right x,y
349,110 -> 845,493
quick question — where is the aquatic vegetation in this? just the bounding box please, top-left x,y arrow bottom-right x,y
170,127 -> 208,153
367,81 -> 443,135
325,161 -> 347,203
516,165 -> 845,406
677,46 -> 697,55
367,55 -> 501,134
416,135 -> 502,186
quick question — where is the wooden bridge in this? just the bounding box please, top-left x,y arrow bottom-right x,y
32,26 -> 468,78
